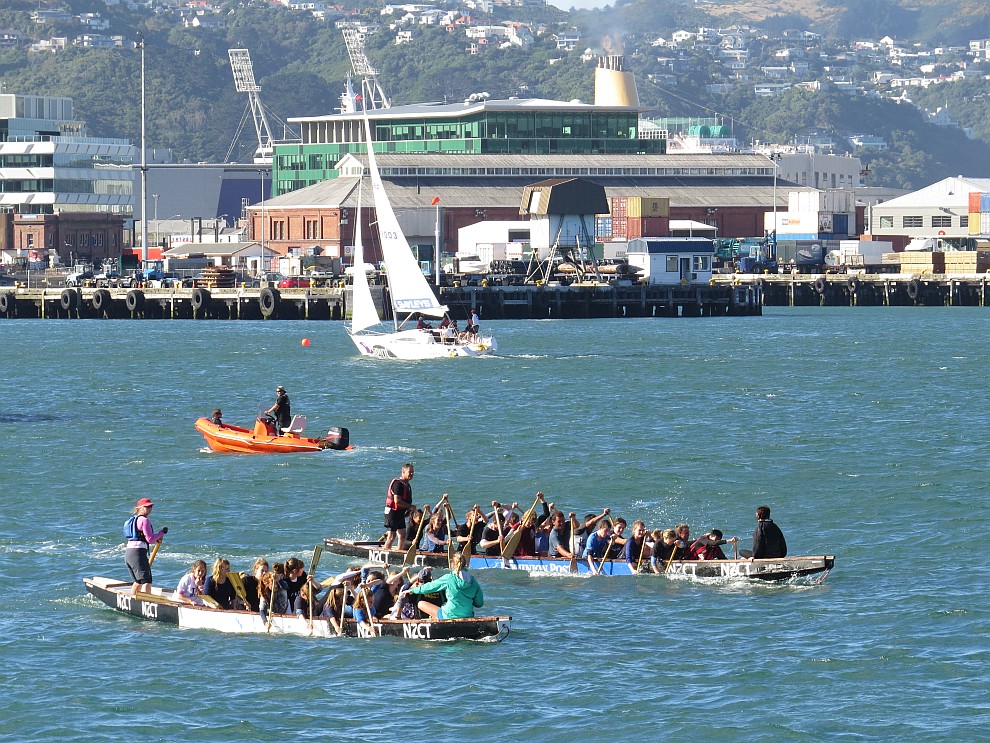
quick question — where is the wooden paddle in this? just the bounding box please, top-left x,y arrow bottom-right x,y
445,502 -> 457,570
733,538 -> 739,560
500,493 -> 541,559
461,509 -> 480,568
201,595 -> 222,609
595,537 -> 614,575
360,586 -> 379,637
227,570 -> 248,606
403,496 -> 441,567
568,513 -> 580,574
264,573 -> 278,630
664,542 -> 678,573
635,529 -> 650,573
148,538 -> 163,567
492,502 -> 506,557
307,545 -> 324,627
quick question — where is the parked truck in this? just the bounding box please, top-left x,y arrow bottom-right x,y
824,240 -> 894,272
128,260 -> 176,287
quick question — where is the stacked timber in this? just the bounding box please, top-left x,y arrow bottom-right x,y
196,266 -> 237,288
943,250 -> 990,275
891,251 -> 945,274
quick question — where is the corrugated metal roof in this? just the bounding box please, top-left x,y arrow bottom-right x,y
262,176 -> 799,210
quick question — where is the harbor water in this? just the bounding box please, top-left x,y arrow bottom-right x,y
1,308 -> 988,741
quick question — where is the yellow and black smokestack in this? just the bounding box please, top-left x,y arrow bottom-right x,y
594,55 -> 639,107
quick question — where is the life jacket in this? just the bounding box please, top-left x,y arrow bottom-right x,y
123,514 -> 146,542
386,478 -> 410,510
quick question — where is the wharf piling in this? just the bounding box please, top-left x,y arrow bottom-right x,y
713,274 -> 990,308
0,283 -> 761,320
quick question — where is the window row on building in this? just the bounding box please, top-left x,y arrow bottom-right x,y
877,215 -> 968,228
300,112 -> 643,146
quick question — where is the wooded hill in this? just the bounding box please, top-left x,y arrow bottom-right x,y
1,0 -> 990,188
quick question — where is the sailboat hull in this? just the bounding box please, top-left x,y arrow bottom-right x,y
349,328 -> 497,360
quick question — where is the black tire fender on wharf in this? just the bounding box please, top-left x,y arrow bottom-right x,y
192,288 -> 211,313
126,289 -> 145,312
92,289 -> 111,312
60,288 -> 79,311
259,287 -> 280,318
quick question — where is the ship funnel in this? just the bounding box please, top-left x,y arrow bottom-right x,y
594,55 -> 639,107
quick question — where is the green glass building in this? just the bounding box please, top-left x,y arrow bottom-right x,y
272,99 -> 665,197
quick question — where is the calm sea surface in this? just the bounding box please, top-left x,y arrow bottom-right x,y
1,308 -> 988,741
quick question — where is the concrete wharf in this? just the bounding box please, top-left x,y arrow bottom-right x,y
0,282 -> 761,320
711,273 -> 990,307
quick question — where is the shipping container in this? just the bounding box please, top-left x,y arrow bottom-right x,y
970,212 -> 981,235
982,193 -> 990,212
596,216 -> 613,239
969,192 -> 982,213
982,213 -> 990,234
627,197 -> 669,218
832,213 -> 849,236
626,217 -> 666,239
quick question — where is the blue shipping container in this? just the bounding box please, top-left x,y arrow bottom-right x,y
832,214 -> 849,236
981,194 -> 990,212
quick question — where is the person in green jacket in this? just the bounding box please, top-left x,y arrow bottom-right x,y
406,553 -> 484,620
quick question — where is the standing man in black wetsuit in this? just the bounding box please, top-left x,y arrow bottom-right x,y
740,505 -> 787,560
266,385 -> 291,432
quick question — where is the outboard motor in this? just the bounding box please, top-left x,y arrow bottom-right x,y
325,426 -> 349,450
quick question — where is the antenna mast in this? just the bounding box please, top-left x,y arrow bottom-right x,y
228,48 -> 275,164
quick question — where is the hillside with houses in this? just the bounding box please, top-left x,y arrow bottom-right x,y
2,0 -> 990,185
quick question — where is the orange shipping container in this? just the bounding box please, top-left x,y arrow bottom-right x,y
969,192 -> 982,214
627,217 -> 667,238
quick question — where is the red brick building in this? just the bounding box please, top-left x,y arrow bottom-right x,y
4,213 -> 125,266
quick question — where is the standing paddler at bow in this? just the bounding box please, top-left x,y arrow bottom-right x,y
123,497 -> 168,597
383,463 -> 415,551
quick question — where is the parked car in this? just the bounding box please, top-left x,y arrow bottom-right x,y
65,269 -> 94,287
278,276 -> 312,288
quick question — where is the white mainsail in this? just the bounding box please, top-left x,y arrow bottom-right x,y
363,113 -> 448,320
348,180 -> 381,334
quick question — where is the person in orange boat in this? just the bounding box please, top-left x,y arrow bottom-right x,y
211,408 -> 224,428
265,385 -> 291,432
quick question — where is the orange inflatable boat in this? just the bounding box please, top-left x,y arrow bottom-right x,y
195,416 -> 350,454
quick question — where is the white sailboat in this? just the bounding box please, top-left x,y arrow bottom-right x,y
346,110 -> 497,360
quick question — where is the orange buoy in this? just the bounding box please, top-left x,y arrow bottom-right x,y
301,338 -> 311,347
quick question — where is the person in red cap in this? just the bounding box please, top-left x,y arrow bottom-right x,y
124,497 -> 168,596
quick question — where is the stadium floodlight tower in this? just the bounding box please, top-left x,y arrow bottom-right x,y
228,48 -> 276,164
340,26 -> 390,110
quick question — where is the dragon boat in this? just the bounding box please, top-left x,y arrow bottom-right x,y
83,576 -> 510,642
322,538 -> 835,583
194,416 -> 351,454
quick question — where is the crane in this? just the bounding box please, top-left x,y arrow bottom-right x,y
227,48 -> 276,164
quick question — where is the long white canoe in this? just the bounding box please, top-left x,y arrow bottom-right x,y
83,576 -> 510,642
